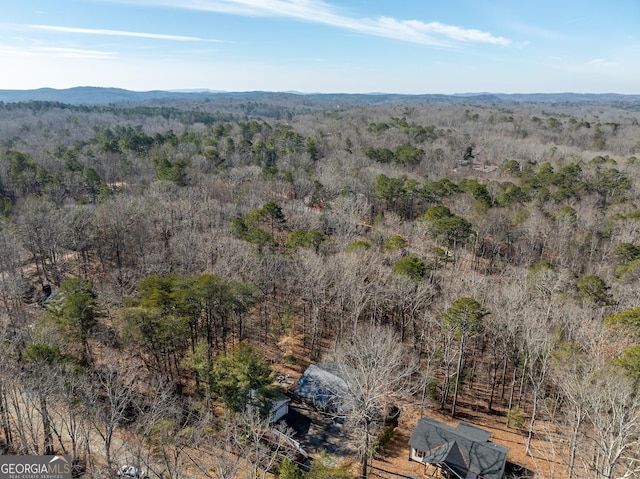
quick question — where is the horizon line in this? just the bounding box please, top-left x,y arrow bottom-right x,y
0,86 -> 638,96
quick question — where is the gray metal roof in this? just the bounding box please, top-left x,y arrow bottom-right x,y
295,364 -> 352,413
409,417 -> 509,479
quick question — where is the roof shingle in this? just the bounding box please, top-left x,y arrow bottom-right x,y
409,417 -> 509,479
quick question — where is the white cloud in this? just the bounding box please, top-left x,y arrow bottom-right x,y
403,20 -> 509,45
121,0 -> 510,47
586,58 -> 616,67
36,47 -> 117,59
0,45 -> 116,59
28,24 -> 224,42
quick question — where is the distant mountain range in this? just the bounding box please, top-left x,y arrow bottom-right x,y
0,86 -> 639,106
0,87 -> 227,104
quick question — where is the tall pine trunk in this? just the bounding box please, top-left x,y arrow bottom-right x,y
451,333 -> 466,417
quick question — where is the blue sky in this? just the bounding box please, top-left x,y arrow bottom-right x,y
1,0 -> 639,93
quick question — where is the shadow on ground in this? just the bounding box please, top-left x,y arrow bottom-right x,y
283,399 -> 354,457
504,461 -> 535,478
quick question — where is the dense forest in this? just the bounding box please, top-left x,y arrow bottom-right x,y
1,93 -> 640,479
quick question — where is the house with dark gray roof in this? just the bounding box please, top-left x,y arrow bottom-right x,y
408,417 -> 509,479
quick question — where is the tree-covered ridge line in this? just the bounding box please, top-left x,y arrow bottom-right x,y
1,98 -> 640,478
2,86 -> 640,106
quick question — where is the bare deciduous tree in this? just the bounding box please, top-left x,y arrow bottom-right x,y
522,310 -> 553,457
582,366 -> 640,479
326,324 -> 417,479
188,415 -> 242,479
232,408 -> 299,479
87,352 -> 142,470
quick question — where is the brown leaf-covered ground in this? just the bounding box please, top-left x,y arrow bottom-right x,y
271,333 -> 562,479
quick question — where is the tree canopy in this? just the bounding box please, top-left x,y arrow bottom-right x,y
212,342 -> 274,414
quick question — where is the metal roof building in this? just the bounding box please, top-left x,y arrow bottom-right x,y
294,364 -> 352,414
